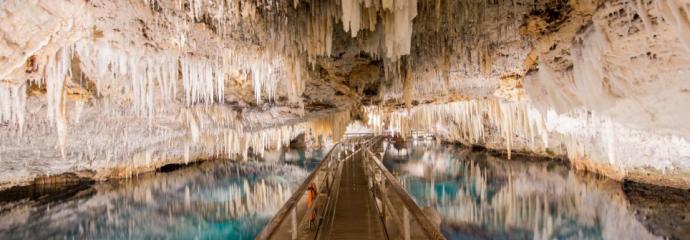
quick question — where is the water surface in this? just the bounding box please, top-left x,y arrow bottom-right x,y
383,140 -> 690,240
1,142 -> 688,240
0,148 -> 324,240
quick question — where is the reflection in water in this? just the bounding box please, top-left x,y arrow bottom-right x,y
0,148 -> 323,240
384,140 -> 686,240
2,142 -> 686,240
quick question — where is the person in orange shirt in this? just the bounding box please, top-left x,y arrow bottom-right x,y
307,183 -> 317,230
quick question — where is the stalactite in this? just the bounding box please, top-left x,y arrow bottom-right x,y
5,0 -> 689,190
366,98 -> 690,173
286,56 -> 305,103
307,111 -> 351,142
177,110 -> 354,161
0,84 -> 27,134
181,57 -> 226,106
403,61 -> 413,109
74,42 -> 180,114
44,47 -> 72,158
382,0 -> 418,60
341,0 -> 363,37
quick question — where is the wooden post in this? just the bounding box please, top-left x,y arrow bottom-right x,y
291,208 -> 297,240
404,208 -> 410,240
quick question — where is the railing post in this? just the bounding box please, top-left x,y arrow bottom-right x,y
404,208 -> 410,240
291,208 -> 297,240
380,172 -> 386,220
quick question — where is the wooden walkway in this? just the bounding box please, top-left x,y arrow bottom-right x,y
319,151 -> 387,239
257,137 -> 445,240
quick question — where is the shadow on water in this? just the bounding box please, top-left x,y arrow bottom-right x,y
0,176 -> 95,206
622,181 -> 690,239
0,147 -> 325,240
384,140 -> 690,240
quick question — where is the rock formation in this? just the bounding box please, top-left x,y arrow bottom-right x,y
1,0 -> 689,189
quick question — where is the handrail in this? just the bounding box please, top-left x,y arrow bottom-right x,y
257,136 -> 377,240
256,141 -> 342,240
314,136 -> 381,239
365,143 -> 446,240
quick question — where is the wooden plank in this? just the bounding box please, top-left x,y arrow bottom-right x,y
258,137 -> 379,240
324,151 -> 388,240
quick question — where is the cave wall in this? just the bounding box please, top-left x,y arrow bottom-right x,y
1,0 -> 690,189
0,0 -> 353,189
367,0 -> 690,189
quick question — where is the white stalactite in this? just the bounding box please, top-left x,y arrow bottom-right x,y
366,99 -> 690,175
0,84 -> 27,134
45,47 -> 73,158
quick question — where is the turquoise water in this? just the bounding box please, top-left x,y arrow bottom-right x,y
1,142 -> 687,240
0,148 -> 324,240
383,140 -> 689,240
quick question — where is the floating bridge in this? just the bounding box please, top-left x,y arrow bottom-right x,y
257,136 -> 445,240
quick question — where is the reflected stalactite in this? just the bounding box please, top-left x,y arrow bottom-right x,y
172,179 -> 292,220
386,142 -> 664,239
0,159 -> 313,239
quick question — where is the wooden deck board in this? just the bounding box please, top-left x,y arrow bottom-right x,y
322,152 -> 387,240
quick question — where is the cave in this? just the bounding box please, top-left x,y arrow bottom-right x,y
1,0 -> 689,239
